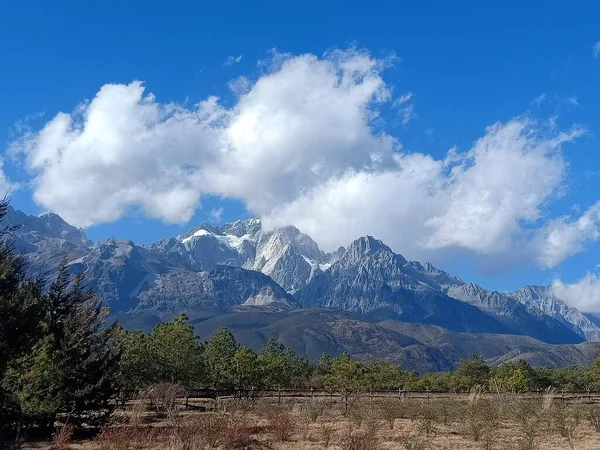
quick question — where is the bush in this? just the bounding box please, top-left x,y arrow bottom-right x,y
51,423 -> 73,450
415,401 -> 438,436
303,398 -> 327,423
397,431 -> 430,450
320,423 -> 336,448
221,416 -> 256,450
268,409 -> 295,442
376,397 -> 403,429
586,403 -> 600,432
146,383 -> 184,418
340,429 -> 379,450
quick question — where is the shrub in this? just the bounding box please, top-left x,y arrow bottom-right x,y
189,414 -> 227,448
415,402 -> 437,436
51,423 -> 73,450
551,401 -> 580,447
94,427 -> 159,450
376,398 -> 403,429
303,398 -> 327,423
319,423 -> 336,448
586,403 -> 600,432
397,431 -> 430,450
221,416 -> 256,450
268,409 -> 295,442
146,383 -> 184,418
346,398 -> 373,428
340,429 -> 379,450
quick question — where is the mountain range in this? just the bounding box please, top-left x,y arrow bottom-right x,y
6,207 -> 600,372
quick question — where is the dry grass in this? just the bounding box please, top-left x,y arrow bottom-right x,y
20,395 -> 600,450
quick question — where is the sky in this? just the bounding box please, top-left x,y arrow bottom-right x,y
1,1 -> 600,310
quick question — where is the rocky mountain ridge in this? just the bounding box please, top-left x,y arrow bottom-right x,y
6,207 -> 600,352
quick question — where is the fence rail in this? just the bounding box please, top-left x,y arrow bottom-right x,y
118,387 -> 600,404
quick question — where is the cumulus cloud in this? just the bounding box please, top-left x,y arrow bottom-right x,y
9,48 -> 596,268
536,202 -> 600,267
552,272 -> 600,313
11,49 -> 393,227
594,42 -> 600,58
264,120 -> 585,264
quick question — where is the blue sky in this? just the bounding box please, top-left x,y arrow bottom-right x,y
1,1 -> 600,303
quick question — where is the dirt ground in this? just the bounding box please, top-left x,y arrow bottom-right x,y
21,396 -> 600,450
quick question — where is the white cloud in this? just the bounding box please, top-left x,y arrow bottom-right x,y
225,54 -> 243,66
393,92 -> 416,125
536,202 -> 600,267
209,206 -> 224,223
393,92 -> 413,106
9,48 -> 594,268
552,272 -> 600,313
532,93 -> 547,106
265,119 -> 584,265
593,42 -> 600,58
0,160 -> 14,197
12,50 -> 393,227
565,95 -> 580,109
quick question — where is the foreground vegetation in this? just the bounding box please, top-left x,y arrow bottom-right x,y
2,197 -> 600,448
38,391 -> 600,450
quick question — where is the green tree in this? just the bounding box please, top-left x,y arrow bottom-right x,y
456,354 -> 490,389
117,329 -> 157,392
588,357 -> 600,390
0,247 -> 45,432
325,352 -> 363,393
204,328 -> 238,389
257,338 -> 309,389
231,346 -> 261,391
149,314 -> 204,388
5,265 -> 121,429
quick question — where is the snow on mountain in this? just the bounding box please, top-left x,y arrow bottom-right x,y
175,220 -> 327,292
5,207 -> 599,345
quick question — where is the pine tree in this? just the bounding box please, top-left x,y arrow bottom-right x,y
149,314 -> 204,388
0,199 -> 45,435
203,328 -> 238,389
6,261 -> 121,430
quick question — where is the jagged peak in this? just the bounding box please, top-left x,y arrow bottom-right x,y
346,235 -> 393,255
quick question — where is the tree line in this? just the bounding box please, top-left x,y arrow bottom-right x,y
117,316 -> 600,395
2,198 -> 600,441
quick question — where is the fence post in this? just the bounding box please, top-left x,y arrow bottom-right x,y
278,387 -> 281,405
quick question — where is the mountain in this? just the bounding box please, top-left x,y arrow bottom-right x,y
5,207 -> 600,370
111,306 -> 600,373
4,206 -> 91,274
297,236 -> 582,343
509,285 -> 600,342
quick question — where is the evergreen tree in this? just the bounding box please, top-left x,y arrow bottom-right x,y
257,338 -> 309,389
231,346 -> 261,391
456,354 -> 490,389
203,328 -> 238,389
149,314 -> 204,388
0,200 -> 45,434
4,262 -> 121,430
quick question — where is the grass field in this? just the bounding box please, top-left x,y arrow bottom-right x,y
25,391 -> 600,450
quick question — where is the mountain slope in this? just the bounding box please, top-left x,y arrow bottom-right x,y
509,286 -> 600,342
5,207 -> 596,355
296,236 -> 581,342
111,306 -> 600,373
